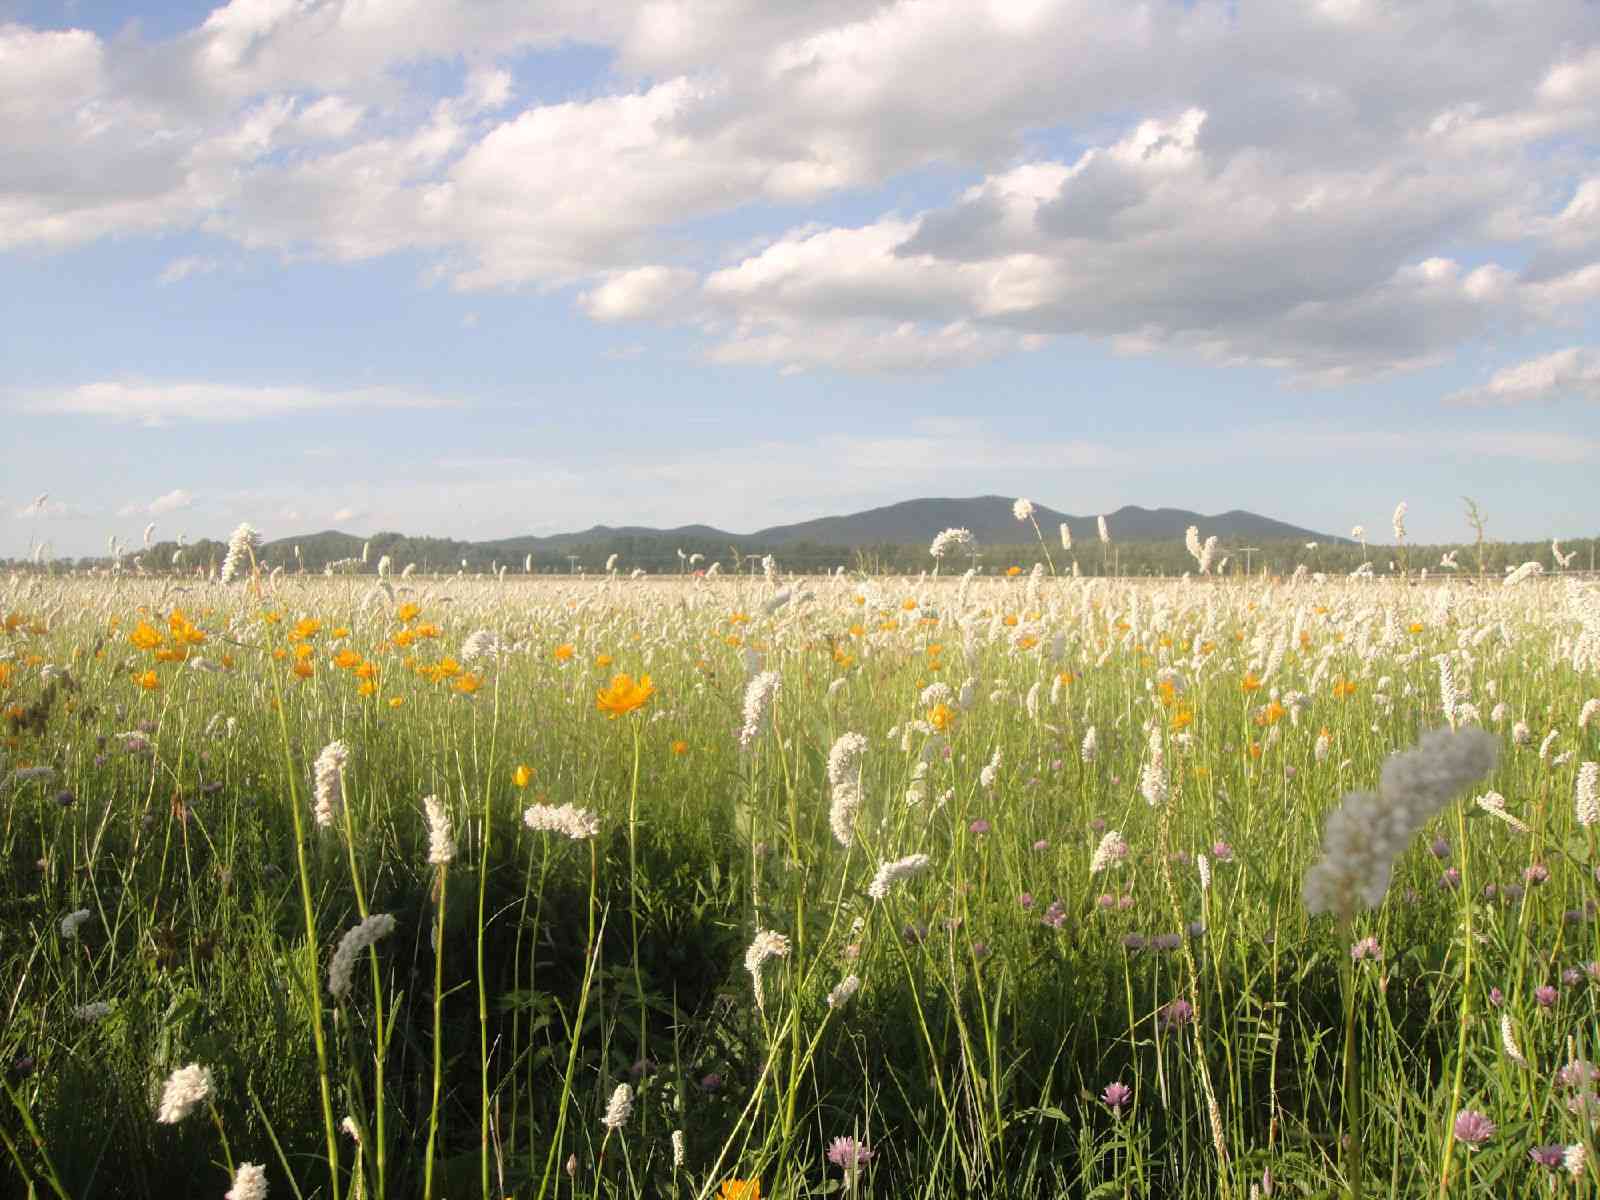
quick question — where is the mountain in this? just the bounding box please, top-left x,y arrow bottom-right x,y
747,497 -> 1334,546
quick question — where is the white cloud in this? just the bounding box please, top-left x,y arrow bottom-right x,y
117,488 -> 197,517
330,507 -> 365,523
580,266 -> 698,321
17,381 -> 460,424
158,256 -> 218,285
1447,348 -> 1600,407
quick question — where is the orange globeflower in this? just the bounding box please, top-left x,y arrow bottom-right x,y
553,642 -> 575,663
129,620 -> 164,651
671,740 -> 688,755
596,673 -> 655,718
292,659 -> 314,680
719,1182 -> 760,1200
1240,672 -> 1262,693
396,602 -> 421,624
513,764 -> 532,788
928,702 -> 955,733
453,672 -> 483,694
595,653 -> 614,669
133,669 -> 160,691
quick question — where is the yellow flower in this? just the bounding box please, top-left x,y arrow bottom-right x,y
261,610 -> 283,625
1408,622 -> 1425,634
357,680 -> 377,697
133,669 -> 160,691
392,628 -> 418,648
290,617 -> 322,641
1332,678 -> 1358,700
1240,672 -> 1262,693
928,702 -> 955,732
672,740 -> 688,755
1006,565 -> 1022,577
129,620 -> 164,651
168,610 -> 206,646
292,659 -> 314,680
596,673 -> 655,718
333,648 -> 362,670
729,611 -> 749,624
848,623 -> 865,638
513,764 -> 533,788
719,1182 -> 760,1200
388,696 -> 405,709
331,626 -> 350,639
901,597 -> 918,612
453,672 -> 483,694
595,653 -> 614,669
397,602 -> 421,624
1170,707 -> 1193,731
414,622 -> 443,640
553,643 -> 575,662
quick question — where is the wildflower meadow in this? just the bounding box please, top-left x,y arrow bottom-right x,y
5,526 -> 1600,1199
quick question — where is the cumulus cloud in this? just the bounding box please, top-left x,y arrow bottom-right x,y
17,381 -> 459,424
1447,348 -> 1600,407
117,489 -> 197,517
580,267 -> 698,321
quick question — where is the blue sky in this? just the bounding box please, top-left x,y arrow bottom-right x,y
3,0 -> 1598,559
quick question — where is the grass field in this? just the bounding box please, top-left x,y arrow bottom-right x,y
1,566 -> 1596,1199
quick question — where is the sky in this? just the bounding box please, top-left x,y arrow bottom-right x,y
3,0 -> 1599,559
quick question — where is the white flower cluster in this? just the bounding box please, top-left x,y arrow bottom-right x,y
1475,791 -> 1530,833
60,908 -> 92,938
1013,498 -> 1034,522
219,523 -> 261,585
460,629 -> 502,663
1090,830 -> 1128,874
744,928 -> 792,1010
225,1163 -> 269,1200
156,1062 -> 214,1124
423,794 -> 453,865
1139,728 -> 1167,807
328,913 -> 397,1001
738,671 -> 782,750
1303,727 -> 1498,917
827,974 -> 861,1009
601,1083 -> 633,1131
867,853 -> 931,900
522,803 -> 600,840
312,740 -> 348,829
929,527 -> 974,559
827,732 -> 869,848
1578,763 -> 1600,829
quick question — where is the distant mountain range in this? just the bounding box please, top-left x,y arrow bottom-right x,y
249,497 -> 1335,571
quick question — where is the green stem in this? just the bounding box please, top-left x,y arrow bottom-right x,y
423,863 -> 448,1200
1437,802 -> 1473,1200
1339,915 -> 1363,1200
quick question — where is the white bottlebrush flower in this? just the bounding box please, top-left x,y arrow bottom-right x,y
827,974 -> 861,1009
1490,702 -> 1508,725
60,908 -> 92,938
1060,522 -> 1072,550
919,681 -> 954,709
1080,725 -> 1098,764
979,745 -> 1002,790
1501,1013 -> 1528,1068
744,928 -> 792,1010
1090,831 -> 1128,874
220,523 -> 262,585
1578,763 -> 1600,828
156,1062 -> 214,1123
738,671 -> 782,750
929,527 -> 974,559
827,731 -> 869,847
328,913 -> 397,1000
1013,498 -> 1035,521
1581,699 -> 1600,730
1504,561 -> 1543,587
460,629 -> 502,663
671,1129 -> 686,1168
1540,729 -> 1559,763
522,803 -> 600,840
1351,524 -> 1365,541
1303,727 -> 1498,917
1196,853 -> 1211,891
1097,514 -> 1110,544
1315,729 -> 1332,763
225,1162 -> 269,1200
312,740 -> 349,829
423,794 -> 453,865
867,853 -> 931,900
1566,1144 -> 1586,1177
75,1000 -> 114,1022
1391,501 -> 1407,542
601,1083 -> 633,1131
1475,791 -> 1530,833
1139,728 -> 1167,807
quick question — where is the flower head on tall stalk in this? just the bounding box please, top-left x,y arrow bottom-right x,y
423,794 -> 453,865
744,928 -> 791,1011
156,1062 -> 214,1123
225,1163 -> 268,1200
312,740 -> 348,829
596,672 -> 654,718
600,1083 -> 633,1131
328,913 -> 396,1000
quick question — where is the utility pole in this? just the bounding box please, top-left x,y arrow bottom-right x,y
567,554 -> 579,575
1239,546 -> 1260,576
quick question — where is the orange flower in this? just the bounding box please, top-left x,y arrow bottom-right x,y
719,1182 -> 760,1200
553,643 -> 575,662
595,653 -> 614,669
388,696 -> 405,709
290,617 -> 322,641
292,659 -> 314,680
133,669 -> 160,691
513,764 -> 532,788
414,622 -> 443,640
1332,678 -> 1358,700
128,620 -> 164,651
901,597 -> 918,612
848,623 -> 865,638
1170,707 -> 1193,731
671,740 -> 688,755
596,673 -> 655,718
1006,565 -> 1022,577
355,661 -> 378,680
331,626 -> 350,639
397,602 -> 421,624
729,611 -> 749,624
168,609 -> 206,646
928,702 -> 955,732
1240,672 -> 1262,693
333,648 -> 362,670
453,672 -> 483,694
357,680 -> 377,697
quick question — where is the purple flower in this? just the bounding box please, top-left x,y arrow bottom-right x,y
700,1072 -> 723,1092
1531,1145 -> 1567,1169
1089,817 -> 1106,833
1121,934 -> 1147,951
1151,933 -> 1182,952
969,819 -> 991,836
827,1135 -> 874,1172
1525,863 -> 1550,886
1483,883 -> 1498,900
1032,839 -> 1050,852
1440,867 -> 1461,890
1452,1109 -> 1495,1149
1159,999 -> 1193,1030
1116,895 -> 1134,912
970,941 -> 990,960
1018,892 -> 1035,910
1041,900 -> 1068,929
1536,985 -> 1558,1008
1430,836 -> 1451,859
1488,987 -> 1504,1007
1101,1081 -> 1133,1114
1564,967 -> 1583,987
1096,893 -> 1117,910
1502,882 -> 1525,901
1210,841 -> 1234,862
1350,936 -> 1382,962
